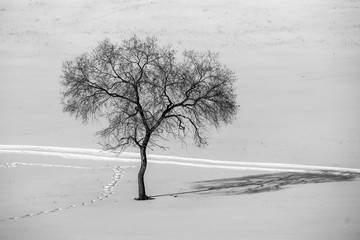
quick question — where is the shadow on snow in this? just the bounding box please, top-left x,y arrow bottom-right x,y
151,171 -> 360,198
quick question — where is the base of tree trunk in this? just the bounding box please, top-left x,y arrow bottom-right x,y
134,196 -> 155,201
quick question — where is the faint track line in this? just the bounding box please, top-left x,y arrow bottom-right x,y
1,144 -> 360,174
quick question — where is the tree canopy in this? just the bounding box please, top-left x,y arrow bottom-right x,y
61,35 -> 238,200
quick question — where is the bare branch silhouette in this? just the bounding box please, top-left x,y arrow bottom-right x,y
60,35 -> 239,200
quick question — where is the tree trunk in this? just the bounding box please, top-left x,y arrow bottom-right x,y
137,146 -> 150,200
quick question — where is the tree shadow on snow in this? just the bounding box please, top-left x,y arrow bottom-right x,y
151,171 -> 360,198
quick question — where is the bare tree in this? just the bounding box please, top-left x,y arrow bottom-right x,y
60,35 -> 238,200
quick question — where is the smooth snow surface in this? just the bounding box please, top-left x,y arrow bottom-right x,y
1,0 -> 360,239
1,0 -> 360,168
1,153 -> 360,240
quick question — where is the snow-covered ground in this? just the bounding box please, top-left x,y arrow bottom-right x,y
1,0 -> 360,239
1,149 -> 360,240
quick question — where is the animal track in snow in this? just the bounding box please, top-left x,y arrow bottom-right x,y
0,163 -> 136,222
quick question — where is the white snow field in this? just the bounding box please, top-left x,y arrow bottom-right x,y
1,146 -> 360,240
1,0 -> 360,239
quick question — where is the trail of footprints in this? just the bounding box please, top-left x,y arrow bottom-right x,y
0,163 -> 136,222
